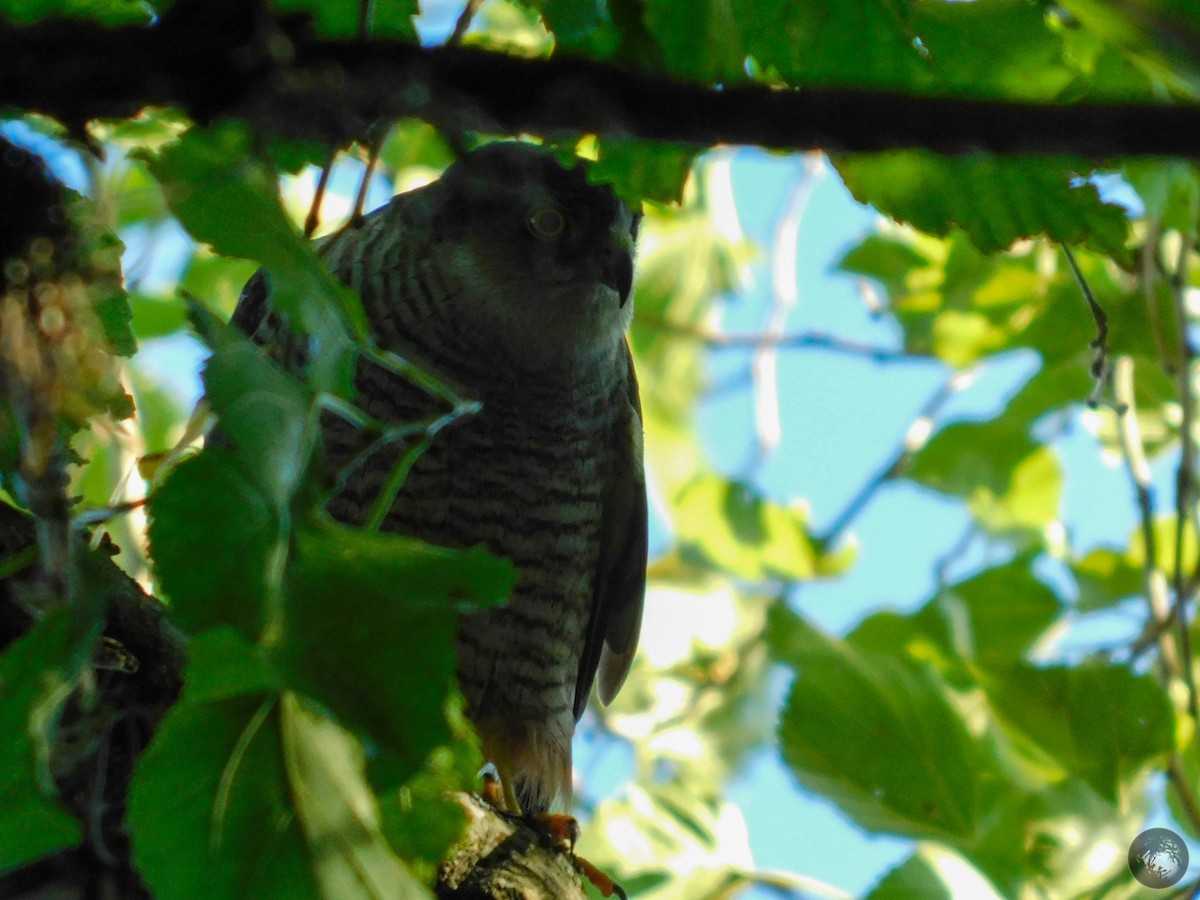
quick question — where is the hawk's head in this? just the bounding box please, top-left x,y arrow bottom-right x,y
426,142 -> 640,376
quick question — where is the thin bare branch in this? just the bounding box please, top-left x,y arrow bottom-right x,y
303,146 -> 338,238
817,366 -> 978,548
639,314 -> 921,363
1169,233 -> 1199,720
751,152 -> 825,465
1168,754 -> 1200,839
350,129 -> 384,228
448,0 -> 485,46
933,523 -> 979,588
1061,244 -> 1111,407
1142,228 -> 1174,374
1117,356 -> 1179,673
357,0 -> 374,41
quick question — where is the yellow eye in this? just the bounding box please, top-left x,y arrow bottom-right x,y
528,205 -> 567,239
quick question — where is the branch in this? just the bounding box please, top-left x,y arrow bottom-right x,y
1119,356 -> 1179,671
1169,232 -> 1199,721
1061,244 -> 1111,408
4,0 -> 1200,156
817,366 -> 978,547
639,314 -> 920,363
752,153 -> 824,464
437,793 -> 591,900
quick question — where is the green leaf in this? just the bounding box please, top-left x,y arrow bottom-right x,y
769,605 -> 986,840
0,613 -> 85,869
179,249 -> 260,320
291,519 -> 515,612
1167,739 -> 1200,840
108,159 -> 170,229
92,287 -> 137,358
378,120 -> 455,177
592,138 -> 696,206
836,153 -> 1131,263
276,520 -> 513,785
675,473 -> 852,581
197,315 -> 314,509
917,558 -> 1063,667
0,0 -> 155,24
379,717 -> 479,874
142,123 -> 364,392
128,695 -> 316,900
1130,515 -> 1199,577
965,778 -> 1136,895
539,0 -> 620,57
851,559 -> 1064,674
1071,547 -> 1143,611
905,421 -> 1063,539
838,230 -> 1070,366
182,628 -> 283,704
280,695 -> 430,899
734,0 -> 922,90
272,0 -> 418,38
1124,159 -> 1200,232
868,845 -> 1004,900
984,663 -> 1174,803
128,293 -> 188,340
737,0 -> 1102,99
148,450 -> 278,638
582,782 -> 750,893
643,0 -> 745,83
1056,0 -> 1200,98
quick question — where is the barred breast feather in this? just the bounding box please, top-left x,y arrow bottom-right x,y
232,144 -> 647,814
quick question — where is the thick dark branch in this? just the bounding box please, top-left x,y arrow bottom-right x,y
3,0 -> 1200,157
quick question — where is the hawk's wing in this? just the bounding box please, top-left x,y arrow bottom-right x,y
574,341 -> 647,719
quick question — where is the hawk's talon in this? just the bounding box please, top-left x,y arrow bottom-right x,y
535,812 -> 580,852
572,853 -> 628,900
479,774 -> 626,900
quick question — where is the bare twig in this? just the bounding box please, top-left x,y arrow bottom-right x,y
72,499 -> 148,528
639,314 -> 920,363
357,0 -> 374,41
1168,233 -> 1199,720
350,128 -> 384,228
751,152 -> 824,465
1118,356 -> 1180,673
1141,227 -> 1174,373
303,146 -> 338,238
1061,244 -> 1111,407
1167,755 -> 1200,839
817,366 -> 978,547
933,523 -> 979,588
448,0 -> 485,46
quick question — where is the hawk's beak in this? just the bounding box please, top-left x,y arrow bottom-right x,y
600,247 -> 634,307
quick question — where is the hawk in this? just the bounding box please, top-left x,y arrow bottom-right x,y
232,142 -> 647,815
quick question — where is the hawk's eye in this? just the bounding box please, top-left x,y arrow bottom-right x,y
527,205 -> 567,239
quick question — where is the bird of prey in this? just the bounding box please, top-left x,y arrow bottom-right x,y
231,141 -> 647,815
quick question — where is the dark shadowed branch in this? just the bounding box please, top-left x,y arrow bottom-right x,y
3,0 -> 1200,157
